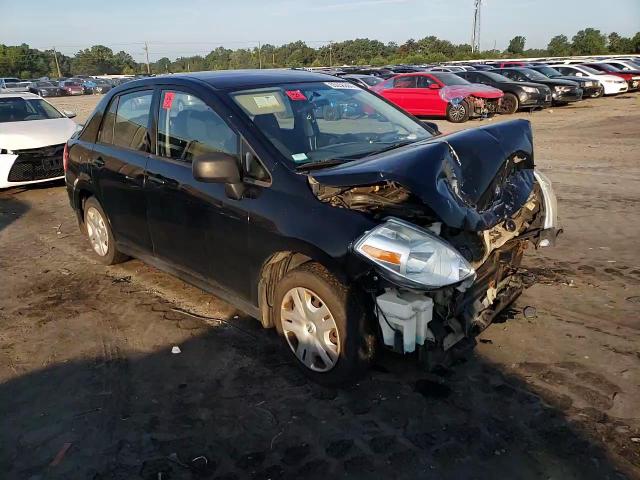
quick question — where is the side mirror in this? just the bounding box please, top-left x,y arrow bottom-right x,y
575,72 -> 584,77
192,152 -> 245,199
63,110 -> 76,119
428,83 -> 441,90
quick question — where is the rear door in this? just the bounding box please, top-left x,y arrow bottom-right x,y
91,89 -> 154,252
144,88 -> 250,297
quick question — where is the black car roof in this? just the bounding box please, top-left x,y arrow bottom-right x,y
123,69 -> 341,90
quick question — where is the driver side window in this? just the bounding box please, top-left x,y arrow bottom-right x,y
416,76 -> 435,88
157,90 -> 238,163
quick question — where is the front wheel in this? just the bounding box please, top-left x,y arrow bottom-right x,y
274,262 -> 375,386
83,197 -> 128,265
499,93 -> 519,114
446,101 -> 470,123
591,86 -> 604,98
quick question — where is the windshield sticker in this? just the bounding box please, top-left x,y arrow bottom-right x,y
324,81 -> 360,90
253,94 -> 281,109
162,92 -> 175,110
291,153 -> 308,162
285,90 -> 307,101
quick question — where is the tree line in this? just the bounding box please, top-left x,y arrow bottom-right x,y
1,28 -> 639,78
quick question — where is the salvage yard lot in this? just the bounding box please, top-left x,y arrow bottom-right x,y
1,93 -> 639,479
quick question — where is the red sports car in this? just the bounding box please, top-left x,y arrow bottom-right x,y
373,72 -> 504,123
581,63 -> 640,91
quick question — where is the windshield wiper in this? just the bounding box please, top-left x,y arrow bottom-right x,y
360,140 -> 416,158
295,158 -> 351,171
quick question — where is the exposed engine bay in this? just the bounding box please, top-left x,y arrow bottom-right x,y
306,119 -> 560,369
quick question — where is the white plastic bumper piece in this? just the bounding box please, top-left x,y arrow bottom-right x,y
376,290 -> 434,353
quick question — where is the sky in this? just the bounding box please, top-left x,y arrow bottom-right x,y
2,0 -> 639,61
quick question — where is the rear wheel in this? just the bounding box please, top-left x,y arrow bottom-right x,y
274,262 -> 375,386
592,86 -> 604,98
83,197 -> 128,265
446,100 -> 470,123
499,93 -> 519,114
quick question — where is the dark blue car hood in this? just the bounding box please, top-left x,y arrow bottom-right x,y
310,119 -> 536,231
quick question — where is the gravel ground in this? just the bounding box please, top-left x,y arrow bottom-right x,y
0,92 -> 639,479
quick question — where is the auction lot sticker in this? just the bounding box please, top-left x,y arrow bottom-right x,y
324,82 -> 359,90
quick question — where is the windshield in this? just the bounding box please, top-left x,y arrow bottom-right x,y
481,72 -> 514,82
576,66 -> 601,75
430,73 -> 470,85
230,81 -> 433,167
591,63 -> 619,72
0,97 -> 64,122
519,69 -> 551,81
36,81 -> 55,87
534,66 -> 562,77
361,76 -> 383,87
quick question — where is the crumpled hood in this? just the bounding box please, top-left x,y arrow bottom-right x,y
0,118 -> 78,150
310,119 -> 536,231
440,84 -> 504,101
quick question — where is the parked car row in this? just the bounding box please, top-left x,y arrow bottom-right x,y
329,59 -> 637,122
0,76 -> 137,98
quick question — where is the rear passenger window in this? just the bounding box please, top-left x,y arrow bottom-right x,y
394,77 -> 417,89
112,91 -> 153,151
98,97 -> 118,144
157,91 -> 238,163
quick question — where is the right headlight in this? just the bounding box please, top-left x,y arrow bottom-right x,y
353,218 -> 475,289
521,86 -> 538,93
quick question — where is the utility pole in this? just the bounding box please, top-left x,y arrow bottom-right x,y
143,41 -> 151,74
52,47 -> 62,78
330,41 -> 333,67
471,0 -> 482,53
272,52 -> 275,68
258,42 -> 262,69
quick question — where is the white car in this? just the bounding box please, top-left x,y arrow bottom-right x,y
553,65 -> 628,95
0,93 -> 80,188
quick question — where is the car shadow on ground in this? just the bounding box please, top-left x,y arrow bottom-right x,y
0,180 -> 65,232
1,308 -> 633,480
0,193 -> 30,232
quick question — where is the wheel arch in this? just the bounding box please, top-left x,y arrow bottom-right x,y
257,249 -> 355,329
72,180 -> 97,228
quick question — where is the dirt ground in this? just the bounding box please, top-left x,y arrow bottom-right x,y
1,92 -> 639,480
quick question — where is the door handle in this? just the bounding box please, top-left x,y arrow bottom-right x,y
92,157 -> 105,168
147,175 -> 166,186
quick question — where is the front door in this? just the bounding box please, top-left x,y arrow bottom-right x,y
144,88 -> 250,298
402,75 -> 442,115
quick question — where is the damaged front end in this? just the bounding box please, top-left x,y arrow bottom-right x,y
309,119 -> 560,368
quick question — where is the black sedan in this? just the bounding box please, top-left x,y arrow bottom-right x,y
528,65 -> 604,98
455,70 -> 552,114
28,81 -> 61,98
492,67 -> 583,105
64,69 -> 558,384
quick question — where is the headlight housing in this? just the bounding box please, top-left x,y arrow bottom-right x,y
353,218 -> 475,289
533,170 -> 558,237
521,86 -> 537,93
554,85 -> 571,93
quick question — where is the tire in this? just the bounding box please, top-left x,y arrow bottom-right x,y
83,197 -> 128,265
445,100 -> 470,123
274,262 -> 376,386
499,93 -> 519,114
592,86 -> 604,98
